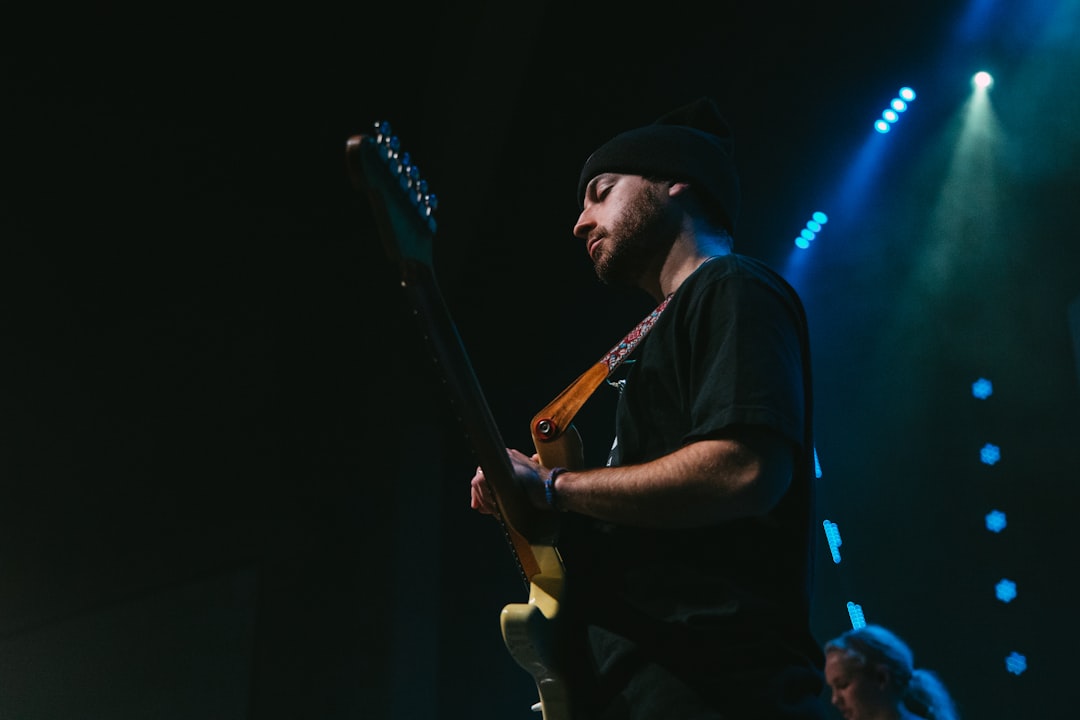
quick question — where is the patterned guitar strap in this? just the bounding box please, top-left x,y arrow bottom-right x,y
530,293 -> 673,447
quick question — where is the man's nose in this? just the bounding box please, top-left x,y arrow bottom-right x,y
573,205 -> 596,239
572,216 -> 589,239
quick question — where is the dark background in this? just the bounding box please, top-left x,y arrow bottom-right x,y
4,2 -> 1078,718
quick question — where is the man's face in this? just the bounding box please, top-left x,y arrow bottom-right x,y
574,173 -> 681,288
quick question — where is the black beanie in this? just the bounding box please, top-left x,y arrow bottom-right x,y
577,96 -> 740,234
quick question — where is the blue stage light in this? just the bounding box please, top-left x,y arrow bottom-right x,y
985,509 -> 1007,533
793,211 -> 830,249
847,601 -> 866,629
823,520 -> 843,563
972,377 -> 993,399
1005,652 -> 1027,676
996,578 -> 1017,603
980,443 -> 1001,465
874,87 -> 916,131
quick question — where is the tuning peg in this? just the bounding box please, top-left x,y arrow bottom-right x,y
407,164 -> 424,202
397,151 -> 413,193
378,133 -> 399,165
389,140 -> 404,175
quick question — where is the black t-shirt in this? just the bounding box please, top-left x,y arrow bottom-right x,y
559,253 -> 822,679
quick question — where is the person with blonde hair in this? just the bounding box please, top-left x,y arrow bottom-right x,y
823,624 -> 959,720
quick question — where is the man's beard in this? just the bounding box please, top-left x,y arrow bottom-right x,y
593,182 -> 681,288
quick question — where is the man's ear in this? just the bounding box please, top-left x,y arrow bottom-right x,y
668,181 -> 691,197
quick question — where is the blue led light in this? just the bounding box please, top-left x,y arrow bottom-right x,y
985,509 -> 1007,533
981,443 -> 1001,465
793,211 -> 830,249
1005,652 -> 1027,676
847,601 -> 866,629
874,87 -> 915,131
823,520 -> 843,563
814,446 -> 822,478
996,578 -> 1017,603
972,378 -> 993,399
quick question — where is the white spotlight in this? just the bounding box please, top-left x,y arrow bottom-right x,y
973,71 -> 994,89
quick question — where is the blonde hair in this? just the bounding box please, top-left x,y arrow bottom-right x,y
825,624 -> 959,720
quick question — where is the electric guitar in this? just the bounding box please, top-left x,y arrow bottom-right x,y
345,122 -> 580,719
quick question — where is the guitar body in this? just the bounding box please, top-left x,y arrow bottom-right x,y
346,124 -> 578,719
501,591 -> 569,716
503,426 -> 582,719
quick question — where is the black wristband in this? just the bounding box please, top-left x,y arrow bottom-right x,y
544,467 -> 568,510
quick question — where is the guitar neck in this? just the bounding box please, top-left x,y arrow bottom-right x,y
398,258 -> 559,548
347,127 -> 573,718
344,127 -> 558,586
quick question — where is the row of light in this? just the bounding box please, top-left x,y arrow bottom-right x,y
974,375 -> 1027,676
793,211 -> 829,249
874,86 -> 917,133
823,376 -> 1027,675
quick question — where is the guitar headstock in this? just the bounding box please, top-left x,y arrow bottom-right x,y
346,121 -> 439,268
346,116 -> 563,556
